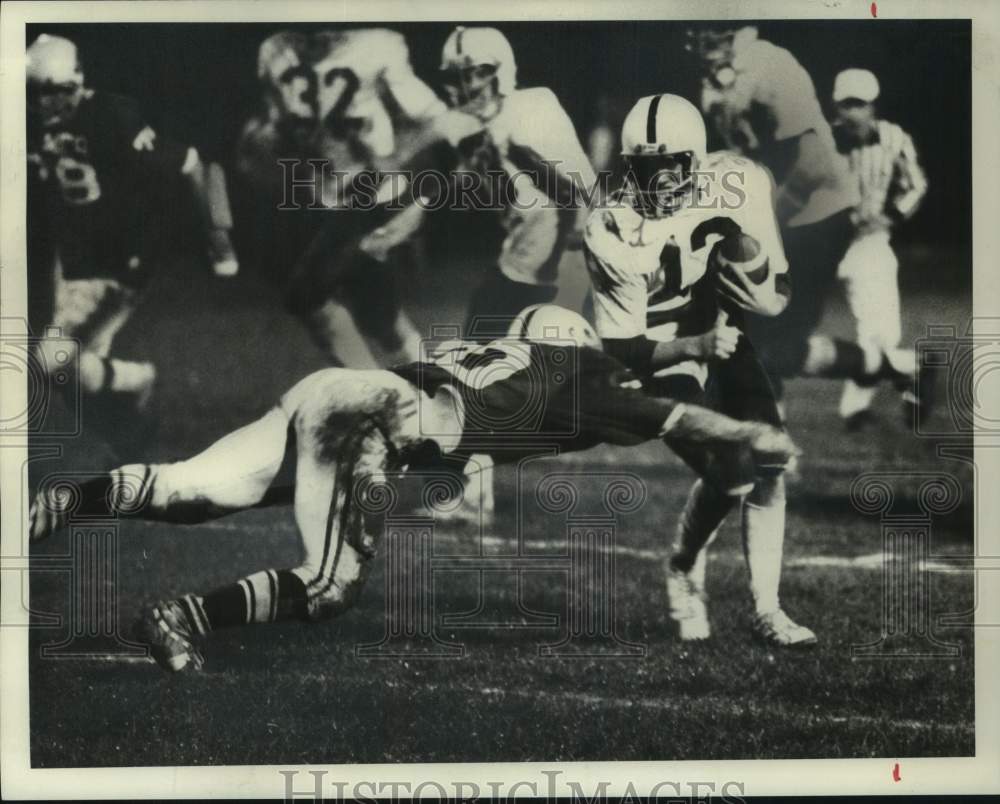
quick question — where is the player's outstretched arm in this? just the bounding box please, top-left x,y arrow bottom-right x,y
661,401 -> 799,469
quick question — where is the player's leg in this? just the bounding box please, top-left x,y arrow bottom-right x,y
837,232 -> 878,425
290,416 -> 391,622
344,255 -> 422,366
715,343 -> 816,647
132,370 -> 416,671
464,209 -> 569,341
30,402 -> 292,542
305,299 -> 381,368
838,230 -> 902,425
655,371 -> 737,641
52,262 -> 156,399
383,308 -> 423,366
749,210 -> 866,387
771,217 -> 913,393
286,218 -> 383,368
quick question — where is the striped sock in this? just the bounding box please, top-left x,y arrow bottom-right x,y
199,569 -> 307,631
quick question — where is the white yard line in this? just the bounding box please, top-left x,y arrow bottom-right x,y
66,654 -> 154,664
150,520 -> 966,572
381,679 -> 973,735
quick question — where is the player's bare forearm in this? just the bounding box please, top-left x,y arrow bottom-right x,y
651,336 -> 706,368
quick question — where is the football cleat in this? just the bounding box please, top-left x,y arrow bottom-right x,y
133,601 -> 205,673
665,562 -> 711,641
752,609 -> 817,648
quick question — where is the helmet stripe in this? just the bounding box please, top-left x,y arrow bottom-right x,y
646,94 -> 662,143
456,26 -> 464,55
519,305 -> 542,338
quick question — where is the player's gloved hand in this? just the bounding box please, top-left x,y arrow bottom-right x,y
696,310 -> 741,360
714,265 -> 785,317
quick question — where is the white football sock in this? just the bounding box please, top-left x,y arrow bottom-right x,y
741,476 -> 786,615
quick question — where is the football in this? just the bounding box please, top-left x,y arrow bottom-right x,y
711,232 -> 771,285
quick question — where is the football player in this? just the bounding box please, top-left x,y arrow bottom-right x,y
584,94 -> 820,647
29,306 -> 797,672
439,27 -> 598,340
831,69 -> 928,429
237,28 -> 470,369
690,25 -> 919,405
26,34 -> 239,403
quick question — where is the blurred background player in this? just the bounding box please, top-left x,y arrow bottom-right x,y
689,25 -> 919,409
26,33 -> 239,410
30,306 -> 796,671
439,26 -> 598,340
830,68 -> 928,430
237,28 -> 467,369
584,94 -> 815,647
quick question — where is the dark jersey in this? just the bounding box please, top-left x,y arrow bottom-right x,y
391,340 -> 680,463
27,91 -> 190,279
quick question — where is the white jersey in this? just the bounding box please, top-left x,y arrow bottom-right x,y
482,87 -> 597,286
699,27 -> 856,227
311,28 -> 446,159
238,28 -> 447,205
584,151 -> 787,380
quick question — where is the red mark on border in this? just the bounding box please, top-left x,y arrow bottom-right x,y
871,2 -> 878,16
892,763 -> 901,782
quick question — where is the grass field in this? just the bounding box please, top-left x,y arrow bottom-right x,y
26,241 -> 976,766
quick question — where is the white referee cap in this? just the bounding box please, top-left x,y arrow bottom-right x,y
833,68 -> 880,103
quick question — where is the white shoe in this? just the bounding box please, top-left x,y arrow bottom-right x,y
212,258 -> 239,277
208,229 -> 239,277
665,563 -> 710,641
752,609 -> 817,648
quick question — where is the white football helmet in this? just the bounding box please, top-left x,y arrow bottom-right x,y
620,94 -> 707,218
257,31 -> 314,121
440,26 -> 515,121
509,304 -> 601,349
26,34 -> 85,127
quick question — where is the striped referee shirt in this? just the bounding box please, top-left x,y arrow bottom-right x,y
833,119 -> 928,232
